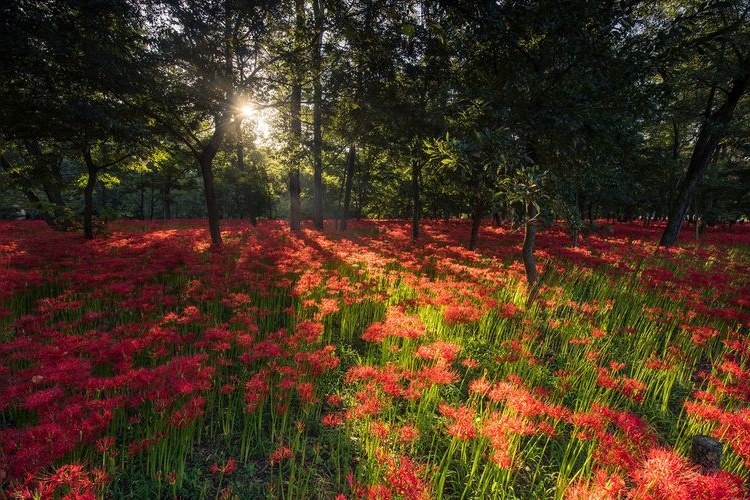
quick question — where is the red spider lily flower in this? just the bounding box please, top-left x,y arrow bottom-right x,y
22,387 -> 65,412
289,320 -> 324,346
269,445 -> 292,465
469,376 -> 492,396
322,412 -> 345,427
415,341 -> 461,364
347,383 -> 385,419
417,365 -> 459,385
94,436 -> 115,454
296,382 -> 316,404
371,420 -> 389,439
565,468 -> 625,499
398,424 -> 420,444
629,448 -> 699,499
326,394 -> 343,406
384,453 -> 431,500
294,345 -> 340,376
596,368 -> 620,390
443,304 -> 482,325
461,358 -> 479,368
245,369 -> 270,413
439,403 -> 476,440
362,307 -> 425,343
210,457 -> 237,475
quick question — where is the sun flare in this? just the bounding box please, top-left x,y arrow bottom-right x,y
239,104 -> 256,119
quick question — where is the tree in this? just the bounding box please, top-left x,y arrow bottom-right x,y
658,1 -> 750,247
0,0 -> 147,232
133,0 -> 280,245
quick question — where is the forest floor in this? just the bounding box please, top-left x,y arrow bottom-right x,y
1,218 -> 748,499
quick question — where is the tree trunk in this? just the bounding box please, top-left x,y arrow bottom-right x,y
311,0 -> 324,230
523,203 -> 539,301
82,149 -> 99,240
149,178 -> 155,220
162,180 -> 172,220
198,120 -> 227,246
411,159 -> 421,239
667,117 -> 679,214
288,0 -> 304,233
288,81 -> 302,231
468,197 -> 484,250
660,72 -> 749,247
139,178 -> 145,220
340,143 -> 356,231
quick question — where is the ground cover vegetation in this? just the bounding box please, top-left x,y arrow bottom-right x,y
1,0 -> 750,498
1,219 -> 748,498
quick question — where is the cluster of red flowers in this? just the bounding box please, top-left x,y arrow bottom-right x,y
1,218 -> 748,497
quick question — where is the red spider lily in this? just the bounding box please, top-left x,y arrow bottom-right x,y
416,365 -> 459,386
362,307 -> 425,343
286,320 -> 325,349
414,341 -> 461,364
326,394 -> 343,406
244,369 -> 270,413
439,403 -> 476,440
469,376 -> 491,396
443,304 -> 483,325
371,420 -> 389,439
348,383 -> 385,419
322,412 -> 345,427
296,381 -> 316,404
94,436 -> 115,454
210,457 -> 237,475
269,445 -> 292,465
398,424 -> 419,444
565,467 -> 625,499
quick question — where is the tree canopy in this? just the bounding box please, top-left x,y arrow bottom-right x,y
2,0 -> 749,250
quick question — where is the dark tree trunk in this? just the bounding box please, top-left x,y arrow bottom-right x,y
660,72 -> 749,247
139,177 -> 145,220
468,197 -> 484,250
311,0 -> 324,230
198,121 -> 227,246
149,179 -> 155,220
82,149 -> 99,240
162,180 -> 172,220
288,0 -> 304,233
235,116 -> 245,172
667,117 -> 679,214
288,84 -> 302,231
523,203 -> 539,301
340,143 -> 356,231
411,159 -> 421,240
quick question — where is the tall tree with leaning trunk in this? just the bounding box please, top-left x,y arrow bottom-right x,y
660,71 -> 750,246
658,1 -> 750,246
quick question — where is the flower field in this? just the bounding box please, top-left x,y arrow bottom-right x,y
1,219 -> 748,499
